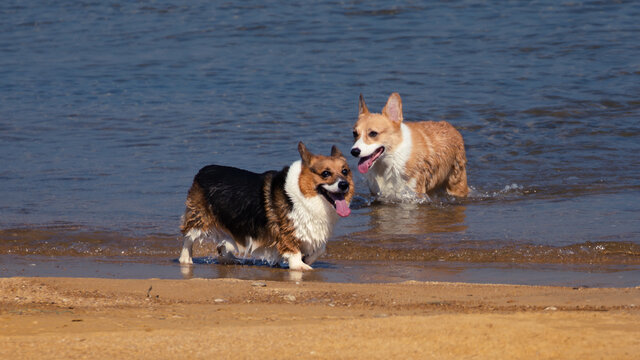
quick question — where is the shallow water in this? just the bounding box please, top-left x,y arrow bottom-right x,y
1,1 -> 639,286
3,255 -> 639,288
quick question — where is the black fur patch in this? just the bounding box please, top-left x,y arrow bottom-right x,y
193,165 -> 291,242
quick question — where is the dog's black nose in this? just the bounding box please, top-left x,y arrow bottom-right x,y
350,148 -> 361,157
338,181 -> 349,191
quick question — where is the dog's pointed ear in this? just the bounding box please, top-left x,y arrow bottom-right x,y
358,93 -> 369,116
382,92 -> 403,123
331,145 -> 344,158
298,141 -> 312,165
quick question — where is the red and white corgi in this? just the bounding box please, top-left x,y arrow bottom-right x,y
350,92 -> 468,200
179,142 -> 354,271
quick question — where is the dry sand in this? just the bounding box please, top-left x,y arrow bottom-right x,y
1,277 -> 639,359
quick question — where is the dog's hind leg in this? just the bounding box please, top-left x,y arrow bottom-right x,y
216,238 -> 239,265
179,228 -> 204,264
446,152 -> 469,197
180,181 -> 216,264
284,252 -> 313,271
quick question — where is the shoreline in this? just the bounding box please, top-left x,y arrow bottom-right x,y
3,254 -> 640,288
1,277 -> 639,359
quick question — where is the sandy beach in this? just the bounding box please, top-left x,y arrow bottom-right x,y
1,277 -> 638,359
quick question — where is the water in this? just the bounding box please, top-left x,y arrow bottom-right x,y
1,1 -> 639,286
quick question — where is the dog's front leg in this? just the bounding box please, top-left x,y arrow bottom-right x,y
283,252 -> 313,271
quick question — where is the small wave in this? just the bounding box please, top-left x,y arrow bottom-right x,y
0,228 -> 178,258
327,239 -> 640,265
344,8 -> 407,17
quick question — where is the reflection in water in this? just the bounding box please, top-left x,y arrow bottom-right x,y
287,271 -> 304,282
354,262 -> 466,283
364,202 -> 467,237
176,257 -> 469,284
179,264 -> 193,279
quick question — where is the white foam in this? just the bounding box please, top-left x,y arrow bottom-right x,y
466,183 -> 525,200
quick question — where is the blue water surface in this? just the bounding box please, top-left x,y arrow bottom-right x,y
0,1 -> 638,274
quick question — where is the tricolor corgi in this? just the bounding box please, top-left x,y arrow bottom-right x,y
179,142 -> 354,271
351,92 -> 468,200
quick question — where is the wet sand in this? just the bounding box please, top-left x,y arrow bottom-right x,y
1,277 -> 639,359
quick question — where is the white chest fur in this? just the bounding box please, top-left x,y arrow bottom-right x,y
366,123 -> 417,200
284,161 -> 338,256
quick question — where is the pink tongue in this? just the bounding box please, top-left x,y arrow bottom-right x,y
357,157 -> 374,174
334,199 -> 351,217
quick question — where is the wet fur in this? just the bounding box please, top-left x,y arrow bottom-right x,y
352,92 -> 468,198
179,143 -> 354,270
181,166 -> 296,254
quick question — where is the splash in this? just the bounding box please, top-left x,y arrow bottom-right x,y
375,190 -> 432,205
357,182 -> 529,205
501,183 -> 524,193
468,183 -> 526,200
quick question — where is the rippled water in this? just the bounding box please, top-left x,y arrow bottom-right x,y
1,1 -> 639,285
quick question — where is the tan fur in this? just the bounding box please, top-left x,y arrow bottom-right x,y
405,121 -> 468,197
353,92 -> 468,197
354,113 -> 403,151
262,173 -> 300,255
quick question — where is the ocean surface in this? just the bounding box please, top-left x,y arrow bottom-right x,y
1,0 -> 639,286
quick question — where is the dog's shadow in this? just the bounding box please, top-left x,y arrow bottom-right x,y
174,257 -> 336,268
174,257 -> 336,280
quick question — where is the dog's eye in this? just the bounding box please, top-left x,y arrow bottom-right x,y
352,131 -> 358,139
368,131 -> 378,138
321,171 -> 331,178
341,168 -> 349,176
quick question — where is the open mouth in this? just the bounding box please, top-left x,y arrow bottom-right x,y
317,187 -> 351,217
357,146 -> 385,174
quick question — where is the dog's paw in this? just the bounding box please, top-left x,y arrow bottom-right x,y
289,261 -> 313,271
178,255 -> 193,265
284,252 -> 313,271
